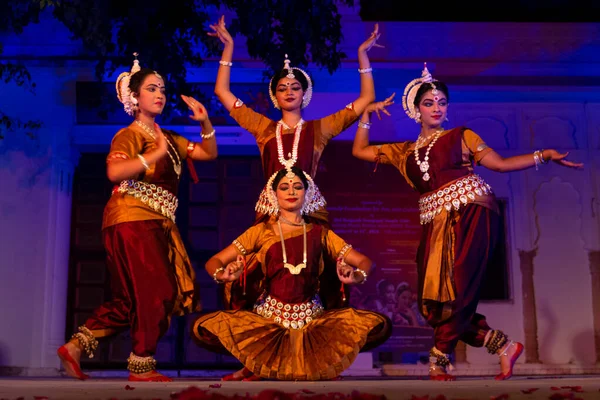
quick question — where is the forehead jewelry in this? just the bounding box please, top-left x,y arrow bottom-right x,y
431,82 -> 440,101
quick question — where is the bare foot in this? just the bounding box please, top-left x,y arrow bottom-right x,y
496,341 -> 524,380
129,370 -> 172,382
429,364 -> 455,381
57,339 -> 89,380
222,367 -> 252,381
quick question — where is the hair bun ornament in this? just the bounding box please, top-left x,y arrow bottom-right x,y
116,52 -> 142,116
401,62 -> 437,122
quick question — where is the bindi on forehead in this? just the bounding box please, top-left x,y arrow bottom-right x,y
143,74 -> 164,86
278,79 -> 300,88
422,94 -> 446,103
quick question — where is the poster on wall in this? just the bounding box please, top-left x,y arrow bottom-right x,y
317,141 -> 434,354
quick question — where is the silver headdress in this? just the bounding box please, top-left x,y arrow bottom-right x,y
116,53 -> 142,116
268,54 -> 313,110
402,62 -> 439,122
255,169 -> 326,216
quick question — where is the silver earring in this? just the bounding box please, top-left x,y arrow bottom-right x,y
445,116 -> 449,122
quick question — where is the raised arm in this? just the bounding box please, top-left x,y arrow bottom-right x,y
352,94 -> 395,162
208,15 -> 237,111
350,23 -> 382,115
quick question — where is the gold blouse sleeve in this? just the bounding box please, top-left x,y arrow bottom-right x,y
462,128 -> 493,164
315,105 -> 360,148
373,142 -> 411,167
232,224 -> 265,256
322,228 -> 352,261
229,101 -> 274,147
373,141 -> 416,190
106,128 -> 144,163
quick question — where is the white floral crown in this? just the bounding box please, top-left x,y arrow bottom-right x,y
255,169 -> 326,216
401,62 -> 440,122
115,53 -> 142,116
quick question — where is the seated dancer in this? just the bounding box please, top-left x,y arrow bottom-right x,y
191,166 -> 391,381
352,64 -> 583,380
57,54 -> 218,382
207,15 -> 382,313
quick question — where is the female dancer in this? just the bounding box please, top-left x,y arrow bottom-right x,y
352,64 -> 582,380
191,166 -> 391,381
57,54 -> 218,382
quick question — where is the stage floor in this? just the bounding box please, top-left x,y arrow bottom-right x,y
0,375 -> 598,400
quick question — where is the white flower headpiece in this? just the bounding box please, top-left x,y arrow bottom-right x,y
115,53 -> 143,116
268,54 -> 313,110
402,62 -> 440,122
255,169 -> 326,216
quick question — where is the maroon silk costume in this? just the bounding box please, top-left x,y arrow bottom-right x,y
377,127 -> 500,354
192,223 -> 391,380
84,125 -> 199,357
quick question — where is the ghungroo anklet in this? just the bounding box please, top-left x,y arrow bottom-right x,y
71,326 -> 98,359
485,329 -> 509,355
127,353 -> 157,374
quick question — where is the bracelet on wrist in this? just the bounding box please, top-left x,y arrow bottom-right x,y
212,267 -> 225,283
358,121 -> 371,130
219,60 -> 232,67
354,268 -> 368,284
201,129 -> 216,140
137,154 -> 150,170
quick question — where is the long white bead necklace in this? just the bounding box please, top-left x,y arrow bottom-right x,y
135,120 -> 182,177
414,128 -> 444,181
276,119 -> 304,178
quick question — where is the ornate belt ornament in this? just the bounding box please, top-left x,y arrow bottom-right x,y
115,179 -> 178,222
418,174 -> 492,225
254,294 -> 324,330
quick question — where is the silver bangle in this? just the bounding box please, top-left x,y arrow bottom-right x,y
354,268 -> 367,284
219,60 -> 232,67
137,154 -> 149,170
212,267 -> 225,283
358,67 -> 373,74
358,121 -> 371,130
201,129 -> 215,140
